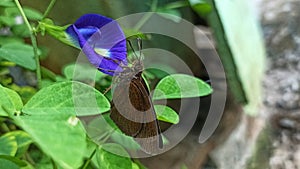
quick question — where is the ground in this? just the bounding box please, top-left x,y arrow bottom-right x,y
261,0 -> 300,168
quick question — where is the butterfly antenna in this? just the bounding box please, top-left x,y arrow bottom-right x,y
127,40 -> 139,60
205,79 -> 211,84
137,38 -> 143,59
97,67 -> 122,74
103,85 -> 112,95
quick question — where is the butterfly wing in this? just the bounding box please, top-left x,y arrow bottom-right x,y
131,75 -> 163,153
110,73 -> 162,154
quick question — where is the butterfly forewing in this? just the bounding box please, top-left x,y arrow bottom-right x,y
110,72 -> 162,154
110,79 -> 143,136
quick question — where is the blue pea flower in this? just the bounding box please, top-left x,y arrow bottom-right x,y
66,14 -> 127,75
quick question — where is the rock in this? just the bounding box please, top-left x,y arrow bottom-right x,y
278,118 -> 296,129
245,0 -> 300,168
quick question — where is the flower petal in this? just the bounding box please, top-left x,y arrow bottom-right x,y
72,14 -> 113,30
66,14 -> 127,76
68,24 -> 122,76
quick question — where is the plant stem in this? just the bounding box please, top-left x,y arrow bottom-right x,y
133,0 -> 157,31
164,1 -> 189,9
14,0 -> 42,88
81,149 -> 97,169
42,0 -> 57,19
51,159 -> 58,169
25,152 -> 35,165
133,12 -> 153,31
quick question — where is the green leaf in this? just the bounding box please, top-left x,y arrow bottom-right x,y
0,85 -> 23,116
0,0 -> 15,7
123,28 -> 149,40
23,7 -> 43,20
86,114 -> 140,150
144,64 -> 177,79
10,81 -> 110,168
0,43 -> 36,70
189,0 -> 212,16
11,24 -> 30,37
40,79 -> 55,88
12,121 -> 84,169
0,133 -> 17,156
23,81 -> 110,116
85,115 -> 112,142
63,63 -> 106,82
5,131 -> 33,157
20,161 -> 34,169
0,16 -> 15,26
132,160 -> 147,169
4,7 -> 42,21
0,155 -> 27,169
38,46 -> 49,60
41,66 -> 57,81
155,105 -> 179,124
162,1 -> 189,9
96,143 -> 132,169
110,132 -> 141,150
0,37 -> 23,45
132,162 -> 140,169
0,158 -> 19,169
84,139 -> 99,168
3,88 -> 23,111
156,8 -> 182,23
153,74 -> 212,100
55,75 -> 68,82
9,84 -> 36,104
28,148 -> 53,169
13,119 -> 85,169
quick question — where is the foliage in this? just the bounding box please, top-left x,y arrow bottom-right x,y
0,0 -> 212,168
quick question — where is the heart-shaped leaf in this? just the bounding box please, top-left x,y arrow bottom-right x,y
4,131 -> 32,157
153,74 -> 212,100
155,105 -> 179,124
0,43 -> 37,70
63,63 -> 106,81
0,85 -> 23,116
0,155 -> 27,169
96,143 -> 132,169
12,81 -> 110,169
0,134 -> 17,156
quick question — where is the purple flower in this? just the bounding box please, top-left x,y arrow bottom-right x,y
66,14 -> 127,75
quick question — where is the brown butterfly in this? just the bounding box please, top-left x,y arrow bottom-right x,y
110,40 -> 163,154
